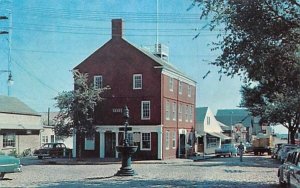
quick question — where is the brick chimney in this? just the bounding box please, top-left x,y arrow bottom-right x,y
112,19 -> 123,39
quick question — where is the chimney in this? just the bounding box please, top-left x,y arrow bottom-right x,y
112,19 -> 123,39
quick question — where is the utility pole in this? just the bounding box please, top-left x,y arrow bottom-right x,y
0,10 -> 13,96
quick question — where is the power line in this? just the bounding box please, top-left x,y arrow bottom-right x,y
0,49 -> 61,94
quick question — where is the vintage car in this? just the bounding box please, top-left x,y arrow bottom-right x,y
278,148 -> 300,186
278,144 -> 298,163
34,143 -> 71,159
271,143 -> 284,159
215,143 -> 237,157
0,155 -> 22,180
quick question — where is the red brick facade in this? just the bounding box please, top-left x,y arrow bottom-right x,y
74,19 -> 196,160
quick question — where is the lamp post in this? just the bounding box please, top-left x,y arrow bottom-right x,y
115,105 -> 138,176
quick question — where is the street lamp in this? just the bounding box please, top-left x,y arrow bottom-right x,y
0,70 -> 14,95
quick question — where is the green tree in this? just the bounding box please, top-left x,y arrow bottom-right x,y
54,70 -> 109,159
191,0 -> 300,143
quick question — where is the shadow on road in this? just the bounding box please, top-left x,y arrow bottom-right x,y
36,178 -> 281,188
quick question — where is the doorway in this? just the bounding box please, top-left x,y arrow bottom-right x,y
105,132 -> 116,158
179,134 -> 186,158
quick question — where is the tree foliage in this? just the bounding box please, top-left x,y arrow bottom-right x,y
191,0 -> 300,142
54,70 -> 109,151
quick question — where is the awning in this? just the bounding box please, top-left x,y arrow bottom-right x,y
207,132 -> 231,140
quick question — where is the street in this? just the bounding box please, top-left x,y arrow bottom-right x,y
1,154 -> 282,188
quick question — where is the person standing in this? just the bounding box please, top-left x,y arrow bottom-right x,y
238,142 -> 245,162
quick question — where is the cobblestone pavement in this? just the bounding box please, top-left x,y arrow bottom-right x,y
1,154 -> 283,188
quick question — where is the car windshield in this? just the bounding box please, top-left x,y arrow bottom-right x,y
221,144 -> 231,149
42,144 -> 53,149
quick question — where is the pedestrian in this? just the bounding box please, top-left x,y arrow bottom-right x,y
238,141 -> 244,162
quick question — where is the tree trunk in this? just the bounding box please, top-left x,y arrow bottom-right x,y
78,133 -> 82,160
290,129 -> 296,145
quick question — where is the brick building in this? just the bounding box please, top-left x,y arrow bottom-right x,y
74,19 -> 196,160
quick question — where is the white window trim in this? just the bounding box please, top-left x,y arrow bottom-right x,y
188,85 -> 191,97
172,102 -> 177,121
190,106 -> 193,123
178,104 -> 182,122
133,74 -> 142,89
185,105 -> 189,122
166,131 -> 170,150
140,132 -> 151,151
169,77 -> 173,92
172,131 -> 176,149
141,101 -> 150,120
166,101 -> 170,120
94,75 -> 103,89
179,81 -> 182,95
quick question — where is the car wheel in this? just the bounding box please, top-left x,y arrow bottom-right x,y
38,156 -> 43,159
0,172 -> 5,180
229,153 -> 232,157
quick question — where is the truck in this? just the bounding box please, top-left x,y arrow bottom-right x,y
252,133 -> 273,155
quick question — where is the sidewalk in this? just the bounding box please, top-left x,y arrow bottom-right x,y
39,154 -> 215,165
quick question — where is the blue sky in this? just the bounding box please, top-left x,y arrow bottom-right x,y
0,0 -> 245,116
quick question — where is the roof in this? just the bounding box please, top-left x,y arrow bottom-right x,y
0,95 -> 40,116
195,107 -> 208,124
216,109 -> 253,127
127,40 -> 196,84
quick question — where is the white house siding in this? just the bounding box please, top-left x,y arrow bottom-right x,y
0,113 -> 41,127
196,107 -> 224,154
0,113 -> 42,155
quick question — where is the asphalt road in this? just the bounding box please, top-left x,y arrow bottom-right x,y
1,154 -> 283,188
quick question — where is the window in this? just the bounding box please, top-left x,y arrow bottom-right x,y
133,74 -> 142,89
3,133 -> 15,147
172,131 -> 176,148
207,116 -> 211,125
207,137 -> 218,148
94,75 -> 103,89
141,101 -> 150,120
178,81 -> 182,95
189,106 -> 193,122
172,102 -> 177,121
185,105 -> 188,122
178,104 -> 182,122
169,77 -> 173,91
141,133 -> 151,150
85,136 -> 95,150
166,131 -> 170,150
166,101 -> 170,120
50,135 -> 55,143
42,136 -> 48,144
188,85 -> 191,97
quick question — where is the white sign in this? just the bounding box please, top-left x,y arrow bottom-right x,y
112,108 -> 122,113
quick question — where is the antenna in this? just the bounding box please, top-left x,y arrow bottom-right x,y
156,0 -> 158,52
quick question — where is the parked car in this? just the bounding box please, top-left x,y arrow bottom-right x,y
0,155 -> 22,180
215,144 -> 237,157
34,143 -> 71,159
278,144 -> 298,163
245,142 -> 253,153
278,148 -> 300,186
271,143 -> 284,159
